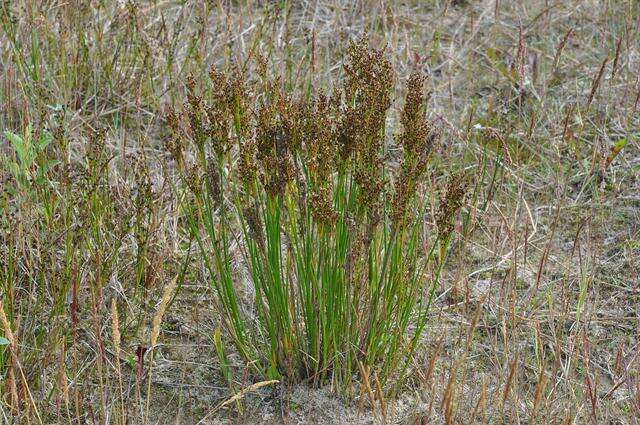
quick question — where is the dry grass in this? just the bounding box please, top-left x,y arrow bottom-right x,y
1,0 -> 639,423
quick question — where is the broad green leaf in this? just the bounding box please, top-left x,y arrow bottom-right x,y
0,336 -> 10,346
613,137 -> 629,150
37,159 -> 60,180
606,137 -> 631,166
38,130 -> 53,150
4,131 -> 28,166
8,161 -> 22,181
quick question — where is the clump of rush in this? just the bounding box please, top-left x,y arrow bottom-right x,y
167,37 -> 468,397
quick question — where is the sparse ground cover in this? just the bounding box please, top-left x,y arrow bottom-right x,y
1,1 -> 639,423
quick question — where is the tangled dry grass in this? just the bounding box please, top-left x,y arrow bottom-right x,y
1,1 -> 639,423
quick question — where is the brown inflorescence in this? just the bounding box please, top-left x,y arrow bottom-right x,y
392,72 -> 439,228
254,88 -> 296,198
341,37 -> 393,213
435,173 -> 468,241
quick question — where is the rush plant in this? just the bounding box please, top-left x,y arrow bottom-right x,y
169,39 -> 467,395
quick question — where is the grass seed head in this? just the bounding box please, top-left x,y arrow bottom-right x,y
205,158 -> 222,209
185,75 -> 207,150
399,72 -> 432,160
392,72 -> 438,227
303,92 -> 337,182
238,138 -> 258,189
309,185 -> 337,225
342,37 -> 394,211
243,202 -> 265,251
436,173 -> 468,241
185,163 -> 202,196
255,95 -> 295,197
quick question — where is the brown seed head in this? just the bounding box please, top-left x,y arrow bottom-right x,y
399,72 -> 432,160
436,173 -> 467,240
185,164 -> 202,196
254,89 -> 295,197
243,202 -> 265,251
341,37 -> 394,210
238,138 -> 258,189
310,185 -> 337,225
392,72 -> 439,227
205,158 -> 222,209
303,93 -> 336,182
